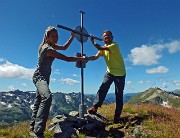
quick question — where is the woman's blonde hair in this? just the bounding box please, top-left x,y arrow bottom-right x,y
39,26 -> 57,53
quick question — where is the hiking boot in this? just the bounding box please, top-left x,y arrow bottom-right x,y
36,134 -> 44,138
88,105 -> 97,114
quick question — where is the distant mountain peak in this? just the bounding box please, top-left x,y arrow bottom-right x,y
127,87 -> 180,108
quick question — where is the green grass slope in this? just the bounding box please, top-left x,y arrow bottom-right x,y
0,103 -> 180,138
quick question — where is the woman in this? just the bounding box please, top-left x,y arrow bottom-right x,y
29,26 -> 86,137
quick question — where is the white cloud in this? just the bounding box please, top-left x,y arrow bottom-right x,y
137,80 -> 144,85
0,59 -> 35,79
127,81 -> 132,85
146,80 -> 152,84
126,66 -> 133,70
51,78 -> 57,82
54,69 -> 61,75
21,83 -> 27,87
72,74 -> 78,77
162,82 -> 168,88
0,58 -> 5,62
128,45 -> 163,66
8,85 -> 16,91
146,66 -> 169,74
165,40 -> 180,54
128,40 -> 180,66
60,78 -> 79,85
173,80 -> 180,86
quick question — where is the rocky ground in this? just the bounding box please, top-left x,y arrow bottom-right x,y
48,111 -> 148,138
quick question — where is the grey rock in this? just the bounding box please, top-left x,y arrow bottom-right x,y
49,111 -> 106,137
69,111 -> 79,116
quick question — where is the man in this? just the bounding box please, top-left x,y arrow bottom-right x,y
87,30 -> 126,123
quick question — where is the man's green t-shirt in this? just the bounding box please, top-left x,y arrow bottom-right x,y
99,42 -> 126,76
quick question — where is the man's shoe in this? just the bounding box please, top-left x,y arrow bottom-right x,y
36,134 -> 44,138
88,106 -> 97,114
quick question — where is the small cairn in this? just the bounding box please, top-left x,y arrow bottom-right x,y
48,111 -> 107,138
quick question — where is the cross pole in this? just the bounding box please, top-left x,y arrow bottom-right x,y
79,10 -> 86,118
57,11 -> 102,118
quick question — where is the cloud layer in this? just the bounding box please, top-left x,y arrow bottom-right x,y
60,78 -> 79,85
128,40 -> 180,66
0,58 -> 35,79
126,40 -> 180,90
146,66 -> 169,74
0,58 -> 80,86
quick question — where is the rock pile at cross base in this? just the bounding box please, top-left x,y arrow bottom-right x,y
48,111 -> 149,137
48,111 -> 107,138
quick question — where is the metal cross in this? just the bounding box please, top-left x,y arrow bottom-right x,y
57,11 -> 102,118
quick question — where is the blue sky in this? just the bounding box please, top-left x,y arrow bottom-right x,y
0,0 -> 180,94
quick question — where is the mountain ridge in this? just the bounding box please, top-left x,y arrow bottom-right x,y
1,87 -> 179,127
127,87 -> 180,108
0,90 -> 135,126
